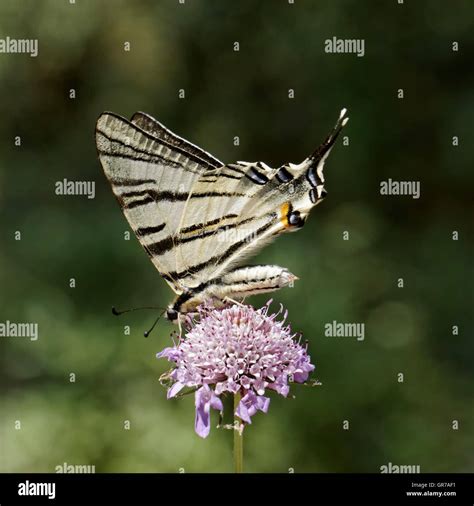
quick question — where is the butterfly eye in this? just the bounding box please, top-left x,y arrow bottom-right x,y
166,308 -> 179,321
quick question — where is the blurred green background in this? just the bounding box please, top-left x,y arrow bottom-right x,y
0,0 -> 473,473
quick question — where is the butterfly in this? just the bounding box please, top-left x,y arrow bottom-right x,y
96,108 -> 348,324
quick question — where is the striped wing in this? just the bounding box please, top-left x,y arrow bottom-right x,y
95,112 -> 224,293
169,109 -> 349,288
168,162 -> 278,287
130,112 -> 223,169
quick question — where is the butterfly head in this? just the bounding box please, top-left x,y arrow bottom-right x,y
166,306 -> 179,322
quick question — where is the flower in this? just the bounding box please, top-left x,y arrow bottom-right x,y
157,301 -> 315,438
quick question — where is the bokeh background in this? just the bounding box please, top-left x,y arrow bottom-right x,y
0,0 -> 473,473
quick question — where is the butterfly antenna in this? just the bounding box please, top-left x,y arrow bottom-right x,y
112,306 -> 163,316
144,309 -> 166,338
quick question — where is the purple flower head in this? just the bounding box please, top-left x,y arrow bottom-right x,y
157,301 -> 315,438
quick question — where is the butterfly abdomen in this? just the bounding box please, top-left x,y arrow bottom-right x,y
170,265 -> 298,317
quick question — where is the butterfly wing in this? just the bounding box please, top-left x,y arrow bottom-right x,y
95,112 -> 224,293
130,112 -> 224,169
96,109 -> 348,294
170,109 -> 349,288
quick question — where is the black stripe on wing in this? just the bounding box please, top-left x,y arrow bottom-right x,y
136,223 -> 166,236
207,162 -> 272,186
163,216 -> 277,282
121,189 -> 248,208
147,216 -> 258,256
96,128 -> 203,175
131,112 -> 224,170
246,167 -> 269,185
180,214 -> 239,234
275,166 -> 294,183
109,178 -> 157,187
97,112 -> 220,173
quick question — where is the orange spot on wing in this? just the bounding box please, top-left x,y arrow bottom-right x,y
280,202 -> 291,228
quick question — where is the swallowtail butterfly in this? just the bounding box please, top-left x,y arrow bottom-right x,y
96,108 -> 348,323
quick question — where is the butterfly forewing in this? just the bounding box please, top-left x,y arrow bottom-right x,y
96,112 -> 220,293
130,112 -> 224,170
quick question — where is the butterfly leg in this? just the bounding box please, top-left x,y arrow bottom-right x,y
223,296 -> 245,307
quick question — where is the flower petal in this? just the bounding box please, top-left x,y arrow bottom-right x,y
156,347 -> 180,362
193,385 -> 222,438
210,391 -> 223,412
236,391 -> 270,424
236,398 -> 252,424
293,362 -> 315,383
194,387 -> 211,438
167,381 -> 185,399
256,395 -> 270,413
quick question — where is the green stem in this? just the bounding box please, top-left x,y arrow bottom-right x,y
233,393 -> 243,473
